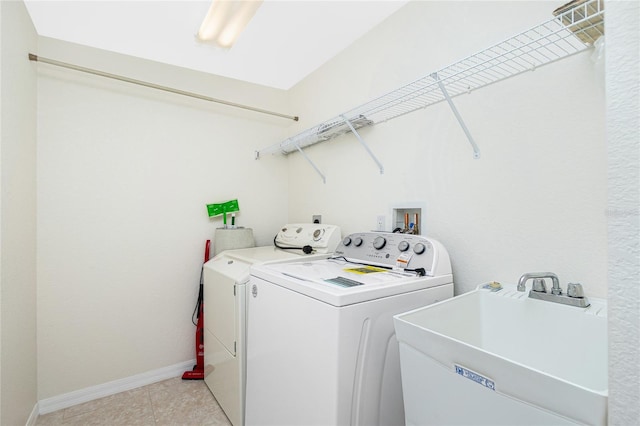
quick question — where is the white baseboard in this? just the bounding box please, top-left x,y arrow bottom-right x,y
26,402 -> 39,426
37,359 -> 196,415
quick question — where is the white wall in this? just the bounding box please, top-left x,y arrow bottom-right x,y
285,1 -> 607,298
36,38 -> 292,399
606,1 -> 640,423
0,1 -> 38,424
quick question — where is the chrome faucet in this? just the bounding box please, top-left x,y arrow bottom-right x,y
517,272 -> 562,295
517,272 -> 590,308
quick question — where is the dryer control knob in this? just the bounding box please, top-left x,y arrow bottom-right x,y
413,242 -> 426,255
398,241 -> 410,252
342,237 -> 352,246
373,236 -> 387,250
354,237 -> 363,247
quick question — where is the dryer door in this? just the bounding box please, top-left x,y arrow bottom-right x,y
203,256 -> 250,355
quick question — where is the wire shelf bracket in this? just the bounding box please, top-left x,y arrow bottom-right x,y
340,115 -> 384,174
432,72 -> 481,159
294,143 -> 326,184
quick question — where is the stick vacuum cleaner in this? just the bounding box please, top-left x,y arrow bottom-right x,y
182,239 -> 210,380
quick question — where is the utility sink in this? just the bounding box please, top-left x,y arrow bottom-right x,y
394,285 -> 608,425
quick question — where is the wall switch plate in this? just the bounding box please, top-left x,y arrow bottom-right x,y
312,215 -> 322,224
376,215 -> 385,231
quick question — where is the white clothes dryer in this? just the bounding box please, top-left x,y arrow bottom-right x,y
245,232 -> 454,426
203,223 -> 341,426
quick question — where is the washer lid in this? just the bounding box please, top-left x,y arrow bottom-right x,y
250,258 -> 452,307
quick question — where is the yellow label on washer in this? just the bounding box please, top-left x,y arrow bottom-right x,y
344,266 -> 387,274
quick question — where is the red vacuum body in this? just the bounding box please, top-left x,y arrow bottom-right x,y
182,240 -> 210,380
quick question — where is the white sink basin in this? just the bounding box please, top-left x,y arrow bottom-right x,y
394,285 -> 608,425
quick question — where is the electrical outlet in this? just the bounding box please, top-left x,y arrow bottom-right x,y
312,215 -> 322,224
376,215 -> 385,231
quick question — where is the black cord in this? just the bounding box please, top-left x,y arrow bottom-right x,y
273,235 -> 314,254
329,256 -> 426,277
407,267 -> 427,276
191,268 -> 204,326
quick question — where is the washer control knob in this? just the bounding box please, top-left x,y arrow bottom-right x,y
398,241 -> 410,252
373,236 -> 387,250
413,243 -> 426,255
313,229 -> 323,240
342,237 -> 352,246
354,237 -> 363,247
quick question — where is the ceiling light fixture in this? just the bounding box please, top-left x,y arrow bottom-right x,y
197,0 -> 263,49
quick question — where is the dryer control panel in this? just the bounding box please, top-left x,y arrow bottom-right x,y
333,232 -> 451,277
275,223 -> 341,254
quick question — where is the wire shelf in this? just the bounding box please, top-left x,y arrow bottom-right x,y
256,0 -> 604,158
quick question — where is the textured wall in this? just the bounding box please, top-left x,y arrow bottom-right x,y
606,1 -> 640,423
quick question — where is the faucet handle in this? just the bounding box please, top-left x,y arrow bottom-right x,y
532,278 -> 547,293
567,283 -> 585,298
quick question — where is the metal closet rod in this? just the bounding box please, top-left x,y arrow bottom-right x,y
28,53 -> 299,122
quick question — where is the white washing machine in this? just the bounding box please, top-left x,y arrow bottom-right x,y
245,232 -> 454,426
203,223 -> 341,426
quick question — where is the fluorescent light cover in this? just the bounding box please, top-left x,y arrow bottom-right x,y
197,0 -> 263,48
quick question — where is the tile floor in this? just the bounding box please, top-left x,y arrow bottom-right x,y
36,377 -> 232,426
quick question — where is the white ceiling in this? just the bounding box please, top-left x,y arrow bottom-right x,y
24,0 -> 408,90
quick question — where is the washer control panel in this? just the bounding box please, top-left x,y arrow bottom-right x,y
335,232 -> 438,274
275,223 -> 341,254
